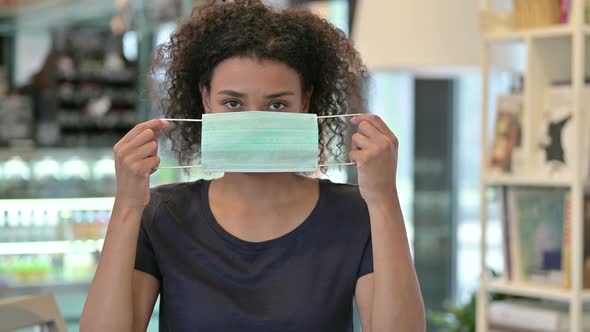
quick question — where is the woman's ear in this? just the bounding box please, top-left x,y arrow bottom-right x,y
302,87 -> 313,113
200,83 -> 212,113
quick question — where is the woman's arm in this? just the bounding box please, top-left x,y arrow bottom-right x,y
356,195 -> 425,332
80,120 -> 168,331
350,114 -> 425,332
81,205 -> 157,331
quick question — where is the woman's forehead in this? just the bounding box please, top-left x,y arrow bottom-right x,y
210,57 -> 303,94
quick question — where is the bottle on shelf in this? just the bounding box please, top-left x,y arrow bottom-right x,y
0,210 -> 8,243
59,209 -> 73,241
46,209 -> 59,242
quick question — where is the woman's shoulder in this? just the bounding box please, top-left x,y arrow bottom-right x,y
140,180 -> 209,228
145,180 -> 208,213
320,180 -> 366,207
151,179 -> 206,200
319,180 -> 370,223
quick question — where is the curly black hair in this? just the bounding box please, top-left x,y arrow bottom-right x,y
156,0 -> 367,167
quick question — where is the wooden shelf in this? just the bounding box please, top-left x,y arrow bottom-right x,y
0,197 -> 114,211
485,29 -> 526,42
0,280 -> 90,295
485,25 -> 578,42
484,279 -> 590,302
0,0 -> 75,18
479,2 -> 588,331
0,239 -> 104,256
484,175 -> 572,187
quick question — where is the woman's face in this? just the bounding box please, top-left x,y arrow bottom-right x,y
201,57 -> 310,114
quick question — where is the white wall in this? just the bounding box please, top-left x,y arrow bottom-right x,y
14,31 -> 51,86
352,0 -> 481,71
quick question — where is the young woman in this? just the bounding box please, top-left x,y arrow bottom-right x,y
81,1 -> 425,331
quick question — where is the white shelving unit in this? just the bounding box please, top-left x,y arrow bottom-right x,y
478,0 -> 590,331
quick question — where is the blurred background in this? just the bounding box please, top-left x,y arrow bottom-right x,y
0,0 -> 553,331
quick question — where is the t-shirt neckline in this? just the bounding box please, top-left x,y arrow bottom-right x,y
200,178 -> 325,252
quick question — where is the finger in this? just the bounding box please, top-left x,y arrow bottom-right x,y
351,138 -> 360,151
125,129 -> 158,151
127,141 -> 159,162
132,155 -> 160,177
349,150 -> 367,164
351,114 -> 395,140
147,155 -> 161,172
351,132 -> 374,150
120,119 -> 169,144
356,120 -> 384,140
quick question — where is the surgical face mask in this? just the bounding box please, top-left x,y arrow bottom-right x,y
158,111 -> 359,173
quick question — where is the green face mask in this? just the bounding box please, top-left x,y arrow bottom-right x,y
159,111 -> 357,173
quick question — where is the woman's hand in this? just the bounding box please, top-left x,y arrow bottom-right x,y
349,114 -> 399,204
113,119 -> 169,209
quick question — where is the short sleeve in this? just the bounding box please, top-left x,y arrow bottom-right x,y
357,234 -> 373,279
134,199 -> 162,280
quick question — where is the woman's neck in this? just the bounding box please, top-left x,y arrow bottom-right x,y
212,173 -> 314,208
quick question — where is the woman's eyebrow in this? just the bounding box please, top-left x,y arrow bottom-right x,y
218,90 -> 246,98
264,92 -> 294,99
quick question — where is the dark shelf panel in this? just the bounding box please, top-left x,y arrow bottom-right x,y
56,69 -> 137,85
58,112 -> 137,131
58,90 -> 137,107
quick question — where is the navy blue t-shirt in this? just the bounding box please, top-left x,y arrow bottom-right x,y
135,179 -> 373,331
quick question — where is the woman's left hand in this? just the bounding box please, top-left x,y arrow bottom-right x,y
349,114 -> 399,204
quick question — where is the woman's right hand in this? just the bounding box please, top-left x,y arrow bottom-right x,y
113,119 -> 169,210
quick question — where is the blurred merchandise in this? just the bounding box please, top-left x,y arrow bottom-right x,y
0,96 -> 34,147
1,157 -> 32,198
0,67 -> 8,96
147,0 -> 182,22
513,0 -> 562,29
49,26 -> 139,148
0,201 -> 110,284
0,150 -> 120,199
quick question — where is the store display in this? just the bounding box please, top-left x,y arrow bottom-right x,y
0,96 -> 34,147
0,203 -> 109,287
0,2 -> 190,331
27,26 -> 140,148
0,207 -> 108,243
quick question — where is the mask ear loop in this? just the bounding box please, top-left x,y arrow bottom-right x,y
155,118 -> 204,170
317,113 -> 363,167
155,114 -> 364,170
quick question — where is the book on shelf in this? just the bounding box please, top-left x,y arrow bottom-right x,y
501,187 -> 590,288
489,94 -> 524,175
584,197 -> 590,288
562,193 -> 571,288
532,85 -> 590,181
489,299 -> 590,332
560,0 -> 570,24
508,188 -> 567,285
500,187 -> 513,280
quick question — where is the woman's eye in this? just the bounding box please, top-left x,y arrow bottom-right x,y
225,100 -> 241,109
268,102 -> 286,111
